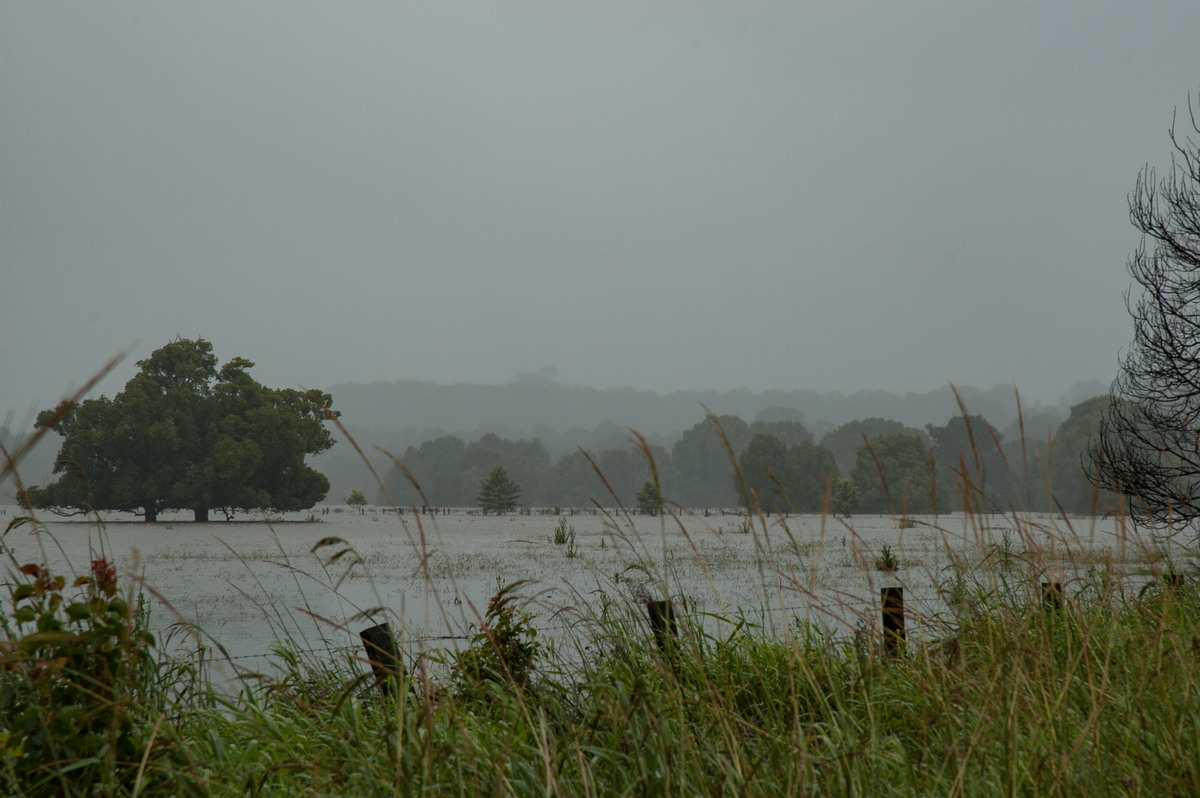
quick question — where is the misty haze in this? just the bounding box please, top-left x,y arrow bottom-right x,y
4,3 -> 1200,794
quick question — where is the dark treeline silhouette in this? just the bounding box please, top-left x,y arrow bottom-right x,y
6,389 -> 1118,518
309,377 -> 1108,508
369,399 -> 1119,516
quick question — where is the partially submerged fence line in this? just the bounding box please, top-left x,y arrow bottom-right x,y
324,573 -> 1196,691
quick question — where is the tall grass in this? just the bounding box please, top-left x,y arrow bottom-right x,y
2,402 -> 1199,795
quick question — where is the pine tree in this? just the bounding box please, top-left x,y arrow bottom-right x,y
634,478 -> 662,516
477,465 -> 521,515
830,478 -> 861,517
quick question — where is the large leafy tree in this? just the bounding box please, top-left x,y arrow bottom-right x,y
671,414 -> 751,508
736,434 -> 839,515
25,339 -> 336,521
382,433 -> 549,508
1044,396 -> 1119,515
784,440 -> 840,513
851,433 -> 934,515
539,450 -> 598,508
820,418 -> 923,475
748,419 -> 812,448
926,415 -> 1009,513
1089,95 -> 1200,530
596,447 -> 644,506
383,435 -> 469,506
737,433 -> 789,514
463,434 -> 549,505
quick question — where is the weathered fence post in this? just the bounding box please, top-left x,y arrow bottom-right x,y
881,587 -> 905,653
645,599 -> 677,653
360,623 -> 402,696
1041,581 -> 1064,611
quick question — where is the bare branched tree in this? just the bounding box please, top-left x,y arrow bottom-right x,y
1089,92 -> 1200,530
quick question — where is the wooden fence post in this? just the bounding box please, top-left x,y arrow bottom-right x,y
645,599 -> 677,653
881,587 -> 905,653
360,623 -> 402,696
1041,581 -> 1064,611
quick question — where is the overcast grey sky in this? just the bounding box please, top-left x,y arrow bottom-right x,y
4,1 -> 1199,425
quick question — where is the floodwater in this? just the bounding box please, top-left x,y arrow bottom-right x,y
0,506 -> 1173,682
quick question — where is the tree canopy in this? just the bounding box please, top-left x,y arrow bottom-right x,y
851,433 -> 934,515
383,434 -> 549,508
1047,396 -> 1118,515
926,415 -> 1008,513
365,408 -> 1114,517
820,418 -> 923,475
671,414 -> 751,508
24,339 -> 336,521
1089,93 -> 1200,530
347,489 -> 368,514
784,440 -> 840,513
736,434 -> 839,515
738,433 -> 789,514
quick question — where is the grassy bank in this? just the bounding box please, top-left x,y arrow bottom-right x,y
2,506 -> 1198,796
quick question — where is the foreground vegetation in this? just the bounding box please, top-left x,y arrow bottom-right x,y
2,506 -> 1198,797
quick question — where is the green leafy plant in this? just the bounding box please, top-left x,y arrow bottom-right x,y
552,517 -> 580,557
451,584 -> 541,700
875,543 -> 899,573
1,555 -> 157,793
552,516 -> 572,545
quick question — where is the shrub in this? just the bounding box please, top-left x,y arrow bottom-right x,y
552,517 -> 572,545
450,585 -> 541,700
1,555 -> 157,794
874,543 -> 899,573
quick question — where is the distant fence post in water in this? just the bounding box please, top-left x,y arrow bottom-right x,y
1041,581 -> 1064,612
359,623 -> 403,696
645,599 -> 677,654
881,587 -> 905,653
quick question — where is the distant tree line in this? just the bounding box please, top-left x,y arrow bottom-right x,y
378,398 -> 1119,516
327,373 -> 1100,447
13,338 -> 1118,520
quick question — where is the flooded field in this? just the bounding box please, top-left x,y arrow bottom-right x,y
1,506 -> 1189,681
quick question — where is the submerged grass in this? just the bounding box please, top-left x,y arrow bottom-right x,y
3,408 -> 1200,795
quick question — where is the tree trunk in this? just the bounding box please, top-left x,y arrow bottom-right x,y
145,506 -> 158,522
193,507 -> 209,522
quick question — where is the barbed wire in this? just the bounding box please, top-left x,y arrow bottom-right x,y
184,597 -> 884,665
